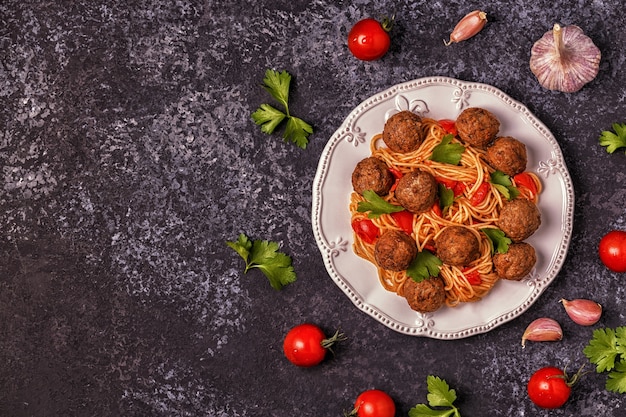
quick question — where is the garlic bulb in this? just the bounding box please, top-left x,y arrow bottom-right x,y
530,23 -> 601,93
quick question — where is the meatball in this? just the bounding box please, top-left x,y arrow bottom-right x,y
485,136 -> 528,176
493,242 -> 537,281
401,276 -> 446,313
374,230 -> 417,271
394,169 -> 438,214
351,157 -> 394,195
455,107 -> 500,148
435,226 -> 481,266
496,198 -> 541,242
382,110 -> 425,153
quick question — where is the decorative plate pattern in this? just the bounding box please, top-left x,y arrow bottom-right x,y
311,76 -> 574,339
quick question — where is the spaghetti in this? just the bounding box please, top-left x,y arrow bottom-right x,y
350,117 -> 542,308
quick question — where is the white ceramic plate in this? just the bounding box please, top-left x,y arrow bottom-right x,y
311,76 -> 574,339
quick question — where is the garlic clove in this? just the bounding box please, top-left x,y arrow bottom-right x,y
560,298 -> 602,326
521,318 -> 563,348
530,23 -> 601,93
445,10 -> 487,46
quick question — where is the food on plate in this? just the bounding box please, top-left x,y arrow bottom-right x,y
598,230 -> 626,273
349,108 -> 542,311
351,157 -> 395,195
251,69 -> 313,149
560,298 -> 602,326
496,198 -> 541,242
347,17 -> 393,61
374,230 -> 418,271
530,23 -> 601,93
527,366 -> 583,409
382,110 -> 425,153
283,323 -> 346,367
445,9 -> 488,46
394,169 -> 438,214
522,317 -> 563,347
347,389 -> 396,417
485,136 -> 528,176
599,122 -> 626,154
493,242 -> 537,280
584,326 -> 626,393
454,107 -> 500,148
401,275 -> 446,313
435,226 -> 480,266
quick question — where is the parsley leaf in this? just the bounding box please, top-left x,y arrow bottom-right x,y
251,69 -> 313,149
226,233 -> 297,290
438,183 -> 454,214
409,375 -> 462,417
430,134 -> 466,165
584,326 -> 626,393
599,123 -> 626,154
406,251 -> 442,282
490,170 -> 520,200
481,228 -> 511,254
357,190 -> 404,219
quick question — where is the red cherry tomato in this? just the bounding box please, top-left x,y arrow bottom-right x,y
527,367 -> 572,409
599,230 -> 626,272
347,18 -> 392,61
391,210 -> 414,234
351,218 -> 379,244
283,324 -> 343,367
350,389 -> 396,417
438,119 -> 458,136
513,172 -> 538,197
469,181 -> 490,206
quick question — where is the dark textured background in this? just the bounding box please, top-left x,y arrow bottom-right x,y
1,0 -> 625,416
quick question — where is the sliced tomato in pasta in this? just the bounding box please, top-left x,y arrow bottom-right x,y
438,119 -> 457,136
391,210 -> 414,234
469,181 -> 490,206
513,172 -> 538,197
351,218 -> 379,244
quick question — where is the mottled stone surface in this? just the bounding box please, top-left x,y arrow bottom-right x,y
1,0 -> 625,416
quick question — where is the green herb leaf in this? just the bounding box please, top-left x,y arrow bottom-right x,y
226,233 -> 296,290
252,69 -> 313,149
284,115 -> 313,149
599,123 -> 626,154
481,228 -> 511,254
406,251 -> 442,282
409,376 -> 462,417
438,183 -> 454,214
430,134 -> 465,165
584,326 -> 626,393
261,69 -> 291,109
357,190 -> 404,219
490,170 -> 519,200
251,104 -> 287,134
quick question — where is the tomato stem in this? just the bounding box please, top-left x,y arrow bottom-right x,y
321,329 -> 347,355
381,14 -> 395,32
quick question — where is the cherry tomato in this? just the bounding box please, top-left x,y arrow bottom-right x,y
469,181 -> 490,206
527,367 -> 572,409
349,389 -> 396,417
513,172 -> 538,196
347,18 -> 392,61
438,119 -> 458,136
599,230 -> 626,272
391,210 -> 414,234
351,218 -> 379,244
283,324 -> 343,367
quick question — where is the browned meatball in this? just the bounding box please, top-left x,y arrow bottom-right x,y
455,107 -> 500,148
394,169 -> 438,214
435,226 -> 481,266
351,157 -> 394,195
401,276 -> 446,313
382,110 -> 425,153
496,198 -> 541,242
374,230 -> 417,271
485,136 -> 528,176
493,242 -> 537,280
